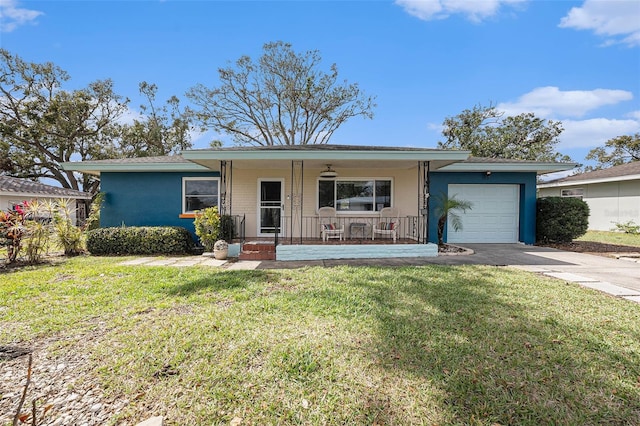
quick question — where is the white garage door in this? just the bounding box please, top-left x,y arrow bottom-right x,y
447,184 -> 520,243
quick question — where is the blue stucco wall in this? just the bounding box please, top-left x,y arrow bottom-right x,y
428,172 -> 538,245
100,172 -> 219,237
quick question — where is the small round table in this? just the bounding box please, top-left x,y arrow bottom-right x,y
349,222 -> 368,239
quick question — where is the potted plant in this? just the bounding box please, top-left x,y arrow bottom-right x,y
213,239 -> 228,260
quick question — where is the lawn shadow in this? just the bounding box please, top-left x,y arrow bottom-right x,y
164,270 -> 271,296
349,265 -> 640,425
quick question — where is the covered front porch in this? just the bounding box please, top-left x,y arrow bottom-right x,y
182,145 -> 470,260
226,214 -> 438,260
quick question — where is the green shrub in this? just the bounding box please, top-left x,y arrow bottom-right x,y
612,220 -> 640,235
193,207 -> 220,251
53,198 -> 84,256
87,226 -> 195,255
536,197 -> 590,243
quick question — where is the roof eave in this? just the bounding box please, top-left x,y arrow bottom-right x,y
61,162 -> 211,175
437,162 -> 578,175
0,190 -> 92,200
180,149 -> 471,162
537,173 -> 640,188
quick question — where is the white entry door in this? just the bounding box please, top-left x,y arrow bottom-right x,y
447,184 -> 520,243
258,179 -> 284,236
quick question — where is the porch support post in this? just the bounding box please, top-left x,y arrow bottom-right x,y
291,160 -> 303,243
419,161 -> 430,243
220,160 -> 227,215
219,160 -> 232,216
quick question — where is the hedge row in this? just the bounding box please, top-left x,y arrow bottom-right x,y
536,197 -> 590,244
87,226 -> 195,255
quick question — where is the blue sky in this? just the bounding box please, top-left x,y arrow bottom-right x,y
1,0 -> 639,167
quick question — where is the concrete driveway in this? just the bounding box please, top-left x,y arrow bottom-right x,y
461,243 -> 640,293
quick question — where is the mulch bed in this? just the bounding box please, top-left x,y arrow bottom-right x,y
537,241 -> 640,256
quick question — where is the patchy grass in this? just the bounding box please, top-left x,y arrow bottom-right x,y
1,257 -> 640,425
577,231 -> 640,248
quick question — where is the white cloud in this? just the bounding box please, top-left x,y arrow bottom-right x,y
627,110 -> 640,120
0,0 -> 43,32
395,0 -> 526,23
559,118 -> 640,148
497,86 -> 633,118
559,0 -> 640,47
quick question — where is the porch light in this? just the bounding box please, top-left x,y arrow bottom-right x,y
320,164 -> 338,178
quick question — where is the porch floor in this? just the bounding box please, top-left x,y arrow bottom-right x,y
241,237 -> 423,245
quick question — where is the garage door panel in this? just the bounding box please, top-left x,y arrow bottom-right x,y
447,184 -> 519,243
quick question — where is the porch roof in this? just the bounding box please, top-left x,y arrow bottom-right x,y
181,145 -> 471,170
437,157 -> 578,175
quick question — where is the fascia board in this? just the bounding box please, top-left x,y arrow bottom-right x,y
61,162 -> 211,174
537,174 -> 640,188
438,162 -> 578,174
181,149 -> 471,162
0,190 -> 92,199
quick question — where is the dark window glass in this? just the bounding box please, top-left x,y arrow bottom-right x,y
375,180 -> 391,211
184,179 -> 218,212
318,180 -> 335,208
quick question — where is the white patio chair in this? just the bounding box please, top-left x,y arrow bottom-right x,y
372,207 -> 399,243
318,207 -> 344,241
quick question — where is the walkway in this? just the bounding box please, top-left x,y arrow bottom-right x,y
120,244 -> 640,304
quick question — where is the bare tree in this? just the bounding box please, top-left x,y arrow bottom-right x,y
188,41 -> 376,146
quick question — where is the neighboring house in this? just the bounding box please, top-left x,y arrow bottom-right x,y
0,176 -> 93,224
538,161 -> 640,231
62,145 -> 574,260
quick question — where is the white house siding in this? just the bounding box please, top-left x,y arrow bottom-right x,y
0,194 -> 84,224
538,180 -> 640,231
229,165 -> 420,239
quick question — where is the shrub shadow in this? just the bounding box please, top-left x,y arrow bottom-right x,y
164,270 -> 270,296
348,265 -> 640,425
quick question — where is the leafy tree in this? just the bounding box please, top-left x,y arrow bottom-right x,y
119,81 -> 194,157
188,41 -> 376,146
433,192 -> 473,246
438,104 -> 571,162
0,49 -> 128,194
585,133 -> 640,170
0,50 -> 194,197
0,49 -> 127,192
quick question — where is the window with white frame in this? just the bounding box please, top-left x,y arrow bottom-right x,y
183,177 -> 219,213
560,188 -> 584,199
318,179 -> 392,212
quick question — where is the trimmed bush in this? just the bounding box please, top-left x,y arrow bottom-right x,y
87,226 -> 195,255
536,197 -> 590,243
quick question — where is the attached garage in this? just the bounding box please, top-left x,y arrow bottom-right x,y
446,184 -> 520,243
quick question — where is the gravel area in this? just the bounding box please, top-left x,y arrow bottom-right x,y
0,329 -> 131,426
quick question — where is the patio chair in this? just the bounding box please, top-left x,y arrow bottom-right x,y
318,207 -> 344,241
372,207 -> 399,243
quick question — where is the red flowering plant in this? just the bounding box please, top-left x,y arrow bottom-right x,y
0,201 -> 29,263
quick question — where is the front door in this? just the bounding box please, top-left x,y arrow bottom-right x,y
258,179 -> 284,236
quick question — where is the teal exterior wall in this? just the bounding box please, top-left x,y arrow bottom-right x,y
100,171 -> 219,237
428,172 -> 538,245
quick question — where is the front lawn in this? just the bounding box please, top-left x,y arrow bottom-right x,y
1,257 -> 639,425
577,230 -> 640,248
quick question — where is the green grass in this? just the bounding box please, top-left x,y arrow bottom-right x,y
577,230 -> 640,247
2,257 -> 640,425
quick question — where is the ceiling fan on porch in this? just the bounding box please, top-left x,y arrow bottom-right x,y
320,164 -> 338,178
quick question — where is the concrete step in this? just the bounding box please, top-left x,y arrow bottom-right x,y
242,242 -> 276,252
238,250 -> 276,261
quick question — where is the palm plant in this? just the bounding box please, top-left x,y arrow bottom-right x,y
434,192 -> 473,246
